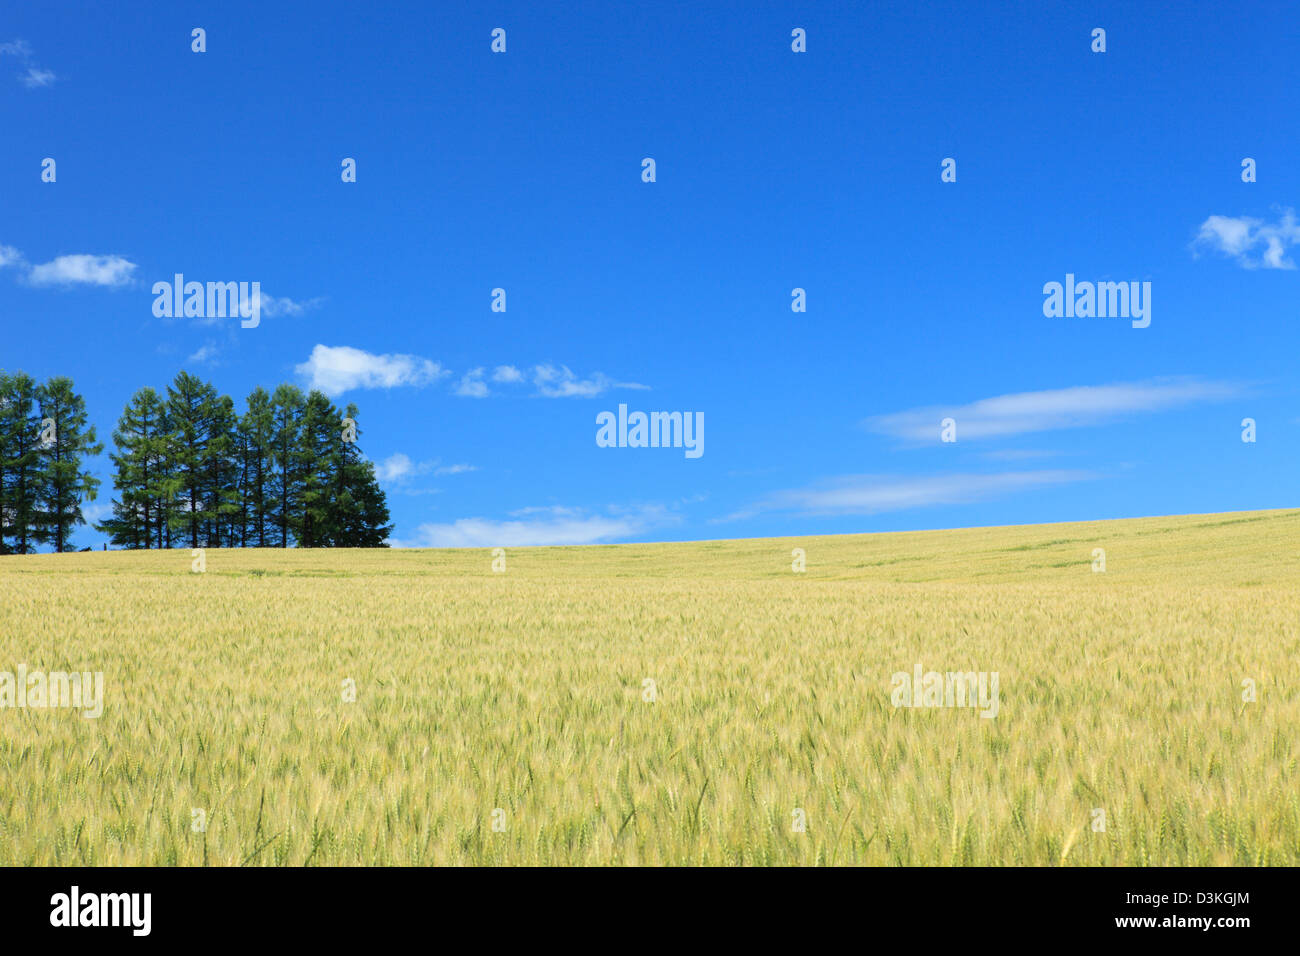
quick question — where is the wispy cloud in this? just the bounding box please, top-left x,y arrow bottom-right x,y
0,39 -> 55,89
979,448 -> 1061,461
724,470 -> 1095,521
532,364 -> 648,398
295,344 -> 449,396
374,453 -> 476,484
391,503 -> 673,547
252,291 -> 324,318
21,67 -> 55,88
186,342 -> 219,365
1193,210 -> 1300,269
26,254 -> 137,287
451,362 -> 648,398
297,345 -> 647,400
185,289 -> 321,326
865,379 -> 1239,442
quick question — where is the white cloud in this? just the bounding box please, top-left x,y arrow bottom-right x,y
26,254 -> 137,287
374,454 -> 475,483
394,514 -> 637,548
455,368 -> 490,397
391,503 -> 672,548
725,470 -> 1095,520
294,348 -> 645,399
1194,210 -> 1300,269
374,453 -> 420,482
0,245 -> 138,288
865,379 -> 1239,442
295,344 -> 449,396
532,364 -> 648,398
81,502 -> 113,524
532,364 -> 608,397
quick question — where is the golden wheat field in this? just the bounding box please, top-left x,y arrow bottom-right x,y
1,508 -> 1297,866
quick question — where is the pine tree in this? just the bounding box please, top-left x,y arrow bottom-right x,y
34,377 -> 103,553
98,387 -> 166,549
332,404 -> 392,547
151,401 -> 180,550
165,371 -> 219,548
233,415 -> 252,547
0,372 -> 44,554
349,458 -> 392,547
330,403 -> 364,546
206,394 -> 240,547
270,384 -> 306,547
239,387 -> 276,547
298,390 -> 341,547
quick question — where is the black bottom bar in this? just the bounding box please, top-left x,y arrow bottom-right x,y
0,865 -> 1277,943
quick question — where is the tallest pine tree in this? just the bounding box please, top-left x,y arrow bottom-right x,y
165,371 -> 219,549
100,386 -> 167,549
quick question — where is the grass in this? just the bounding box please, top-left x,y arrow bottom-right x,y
1,507 -> 1297,865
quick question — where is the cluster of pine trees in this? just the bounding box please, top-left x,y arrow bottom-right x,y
0,373 -> 103,554
99,372 -> 392,549
0,369 -> 392,553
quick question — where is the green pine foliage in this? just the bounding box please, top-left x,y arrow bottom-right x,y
0,371 -> 45,554
3,368 -> 393,551
97,372 -> 392,549
32,377 -> 104,553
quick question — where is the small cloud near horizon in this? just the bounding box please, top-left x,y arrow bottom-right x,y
720,470 -> 1097,521
865,379 -> 1240,443
389,503 -> 674,547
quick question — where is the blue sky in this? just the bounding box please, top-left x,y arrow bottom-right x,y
2,0 -> 1296,548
